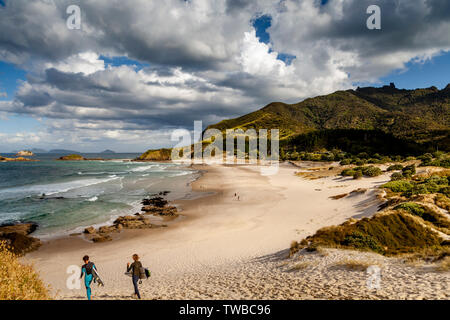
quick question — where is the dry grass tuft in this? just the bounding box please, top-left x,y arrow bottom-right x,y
436,256 -> 450,272
290,262 -> 311,271
333,258 -> 380,271
329,193 -> 348,200
0,241 -> 51,300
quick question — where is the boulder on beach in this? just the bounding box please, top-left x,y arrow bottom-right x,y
142,196 -> 168,207
141,196 -> 178,216
92,234 -> 112,243
84,226 -> 96,234
0,223 -> 41,255
142,205 -> 178,216
98,225 -> 119,234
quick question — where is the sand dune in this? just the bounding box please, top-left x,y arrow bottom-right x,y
23,163 -> 449,300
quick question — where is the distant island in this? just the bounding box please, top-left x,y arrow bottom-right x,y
57,154 -> 110,161
100,149 -> 116,154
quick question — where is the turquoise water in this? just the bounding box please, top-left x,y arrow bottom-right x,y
0,154 -> 197,237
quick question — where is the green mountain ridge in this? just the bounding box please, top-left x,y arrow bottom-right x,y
138,84 -> 450,160
205,84 -> 450,155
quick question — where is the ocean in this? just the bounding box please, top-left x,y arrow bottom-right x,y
0,153 -> 199,238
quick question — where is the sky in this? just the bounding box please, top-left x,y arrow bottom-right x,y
0,0 -> 449,153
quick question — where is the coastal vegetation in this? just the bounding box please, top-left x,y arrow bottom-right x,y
291,166 -> 450,260
0,241 -> 50,300
340,166 -> 382,179
136,148 -> 172,161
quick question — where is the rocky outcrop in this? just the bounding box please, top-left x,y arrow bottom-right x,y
83,226 -> 96,234
135,148 -> 173,161
58,154 -> 86,161
142,205 -> 178,216
84,214 -> 167,243
0,223 -> 41,255
0,155 -> 37,162
82,193 -> 175,243
16,150 -> 34,157
141,196 -> 179,216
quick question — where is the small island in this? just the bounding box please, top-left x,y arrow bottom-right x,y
0,155 -> 38,162
16,150 -> 34,157
100,149 -> 116,154
58,154 -> 86,161
57,154 -> 108,161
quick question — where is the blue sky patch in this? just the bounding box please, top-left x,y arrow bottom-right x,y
100,55 -> 149,70
354,51 -> 450,89
0,61 -> 26,101
252,14 -> 297,66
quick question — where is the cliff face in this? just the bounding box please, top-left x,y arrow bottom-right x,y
136,148 -> 172,161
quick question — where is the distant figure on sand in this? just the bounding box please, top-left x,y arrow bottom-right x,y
80,255 -> 97,300
127,254 -> 143,299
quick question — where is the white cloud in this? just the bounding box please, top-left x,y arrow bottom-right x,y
0,0 -> 449,151
45,52 -> 105,75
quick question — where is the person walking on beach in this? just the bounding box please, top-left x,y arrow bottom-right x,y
127,254 -> 143,299
80,255 -> 97,300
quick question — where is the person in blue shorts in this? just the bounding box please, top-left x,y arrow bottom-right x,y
80,255 -> 96,300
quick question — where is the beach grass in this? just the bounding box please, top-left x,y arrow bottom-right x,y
0,241 -> 50,300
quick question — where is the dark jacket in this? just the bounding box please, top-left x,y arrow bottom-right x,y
127,261 -> 143,277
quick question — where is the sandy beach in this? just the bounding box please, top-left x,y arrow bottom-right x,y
23,162 -> 450,300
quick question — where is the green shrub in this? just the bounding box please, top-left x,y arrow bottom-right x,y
387,164 -> 404,171
341,169 -> 356,177
402,164 -> 416,176
353,171 -> 363,180
362,166 -> 382,177
441,186 -> 450,197
343,232 -> 383,253
395,202 -> 450,230
357,152 -> 369,159
391,172 -> 404,181
394,203 -> 426,217
340,159 -> 352,165
382,180 -> 414,193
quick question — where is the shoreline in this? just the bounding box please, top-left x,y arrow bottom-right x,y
21,162 -> 449,299
29,165 -> 204,241
23,162 -> 408,298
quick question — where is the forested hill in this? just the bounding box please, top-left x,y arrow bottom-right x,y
205,84 -> 450,155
